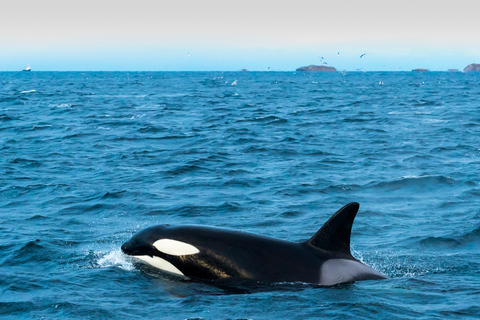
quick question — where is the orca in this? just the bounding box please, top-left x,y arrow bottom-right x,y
121,202 -> 388,286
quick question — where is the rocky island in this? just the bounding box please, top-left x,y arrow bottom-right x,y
296,65 -> 337,72
463,64 -> 480,72
412,68 -> 428,72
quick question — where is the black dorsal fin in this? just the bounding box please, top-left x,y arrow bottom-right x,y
305,202 -> 359,255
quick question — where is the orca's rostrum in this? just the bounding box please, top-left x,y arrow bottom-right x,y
121,202 -> 388,286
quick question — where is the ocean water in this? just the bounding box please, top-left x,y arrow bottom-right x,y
1,71 -> 479,319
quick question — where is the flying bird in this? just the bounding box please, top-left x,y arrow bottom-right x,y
360,53 -> 366,58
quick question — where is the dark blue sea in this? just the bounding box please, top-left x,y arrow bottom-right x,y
1,71 -> 480,319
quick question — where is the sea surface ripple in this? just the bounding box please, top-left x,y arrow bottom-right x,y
1,71 -> 480,319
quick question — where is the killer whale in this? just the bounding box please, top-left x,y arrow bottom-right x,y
121,202 -> 388,286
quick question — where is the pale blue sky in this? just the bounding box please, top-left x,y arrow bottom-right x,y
1,0 -> 479,71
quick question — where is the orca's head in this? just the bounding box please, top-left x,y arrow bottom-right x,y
121,225 -> 168,256
121,225 -> 201,277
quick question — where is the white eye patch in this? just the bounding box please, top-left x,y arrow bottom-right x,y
153,239 -> 200,256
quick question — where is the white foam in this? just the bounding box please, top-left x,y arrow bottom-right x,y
20,89 -> 36,94
49,103 -> 72,108
96,249 -> 134,271
153,239 -> 200,256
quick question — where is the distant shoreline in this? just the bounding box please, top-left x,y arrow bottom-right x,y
2,70 -> 480,73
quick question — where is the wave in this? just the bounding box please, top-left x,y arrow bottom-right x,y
223,178 -> 264,188
165,165 -> 208,176
242,146 -> 270,153
407,227 -> 480,249
459,226 -> 480,243
4,240 -> 53,265
26,214 -> 49,220
369,175 -> 457,191
101,190 -> 127,199
224,169 -> 252,176
417,237 -> 463,248
57,203 -> 117,215
236,115 -> 288,125
138,125 -> 168,133
412,99 -> 441,106
1,184 -> 70,203
266,118 -> 288,125
33,124 -> 53,130
343,117 -> 380,123
280,210 -> 303,218
49,103 -> 73,108
164,181 -> 219,190
0,97 -> 21,103
145,202 -> 243,217
0,114 -> 16,121
0,301 -> 36,314
62,133 -> 99,139
306,175 -> 459,193
10,158 -> 42,167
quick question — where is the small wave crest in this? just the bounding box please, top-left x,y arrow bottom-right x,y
396,175 -> 455,185
49,103 -> 72,108
461,226 -> 480,243
417,236 -> 463,248
94,249 -> 134,271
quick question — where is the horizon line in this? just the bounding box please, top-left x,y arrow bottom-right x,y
0,69 -> 475,73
